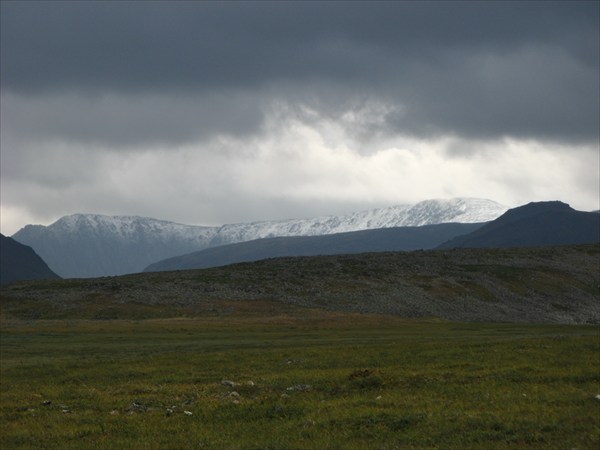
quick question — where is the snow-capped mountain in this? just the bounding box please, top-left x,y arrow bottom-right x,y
12,198 -> 507,278
209,198 -> 507,246
12,215 -> 218,278
29,214 -> 218,244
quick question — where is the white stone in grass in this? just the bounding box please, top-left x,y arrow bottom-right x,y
184,410 -> 193,415
595,394 -> 600,401
286,384 -> 311,392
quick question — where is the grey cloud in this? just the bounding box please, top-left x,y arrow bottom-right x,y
1,91 -> 264,148
0,130 -> 107,189
2,1 -> 597,92
389,46 -> 600,143
1,1 -> 598,144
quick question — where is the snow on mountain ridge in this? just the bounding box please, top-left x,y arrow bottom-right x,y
19,198 -> 507,246
49,213 -> 217,244
209,198 -> 507,245
397,198 -> 506,226
12,198 -> 508,277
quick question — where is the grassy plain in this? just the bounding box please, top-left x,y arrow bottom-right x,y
1,306 -> 599,450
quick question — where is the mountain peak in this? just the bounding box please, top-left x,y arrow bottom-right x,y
512,200 -> 572,211
496,201 -> 574,223
438,201 -> 598,249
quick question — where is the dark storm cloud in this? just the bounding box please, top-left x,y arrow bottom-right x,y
1,91 -> 264,148
1,0 -> 598,143
2,1 -> 597,91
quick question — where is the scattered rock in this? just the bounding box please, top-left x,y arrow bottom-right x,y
126,401 -> 148,413
184,410 -> 193,416
42,400 -> 52,406
246,380 -> 256,387
286,384 -> 311,392
61,409 -> 71,414
109,410 -> 119,416
595,394 -> 600,401
221,380 -> 237,387
166,408 -> 174,416
219,391 -> 242,403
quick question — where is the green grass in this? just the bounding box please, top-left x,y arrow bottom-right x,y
1,310 -> 599,449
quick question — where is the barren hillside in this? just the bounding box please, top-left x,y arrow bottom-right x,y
1,244 -> 598,324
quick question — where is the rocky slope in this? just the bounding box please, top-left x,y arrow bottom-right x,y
2,244 -> 598,324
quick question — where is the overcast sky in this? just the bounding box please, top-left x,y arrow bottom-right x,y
1,1 -> 598,234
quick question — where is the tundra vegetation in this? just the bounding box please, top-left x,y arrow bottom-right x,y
1,245 -> 599,449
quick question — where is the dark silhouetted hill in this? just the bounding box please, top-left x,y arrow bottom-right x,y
438,201 -> 600,249
0,234 -> 61,284
144,222 -> 484,272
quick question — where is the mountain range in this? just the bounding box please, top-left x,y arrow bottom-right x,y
11,198 -> 506,278
0,234 -> 60,285
145,201 -> 600,272
3,200 -> 597,324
